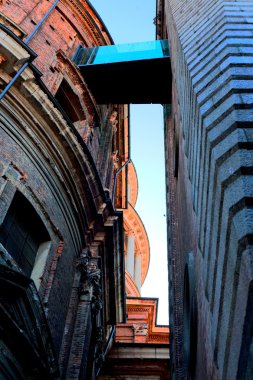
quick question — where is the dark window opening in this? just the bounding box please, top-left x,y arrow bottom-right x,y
55,78 -> 85,123
183,264 -> 198,379
0,192 -> 50,277
183,267 -> 191,366
237,281 -> 253,379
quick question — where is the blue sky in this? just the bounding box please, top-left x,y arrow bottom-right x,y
91,0 -> 156,44
90,0 -> 168,325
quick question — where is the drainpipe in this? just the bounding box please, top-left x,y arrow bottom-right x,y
96,325 -> 116,377
0,0 -> 60,101
24,0 -> 60,43
0,62 -> 29,101
104,325 -> 116,358
112,157 -> 131,206
112,104 -> 131,206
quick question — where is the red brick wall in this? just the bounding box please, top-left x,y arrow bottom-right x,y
0,0 -> 107,90
0,0 -> 119,192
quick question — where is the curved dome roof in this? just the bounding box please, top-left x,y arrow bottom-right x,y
124,203 -> 150,285
128,161 -> 138,207
125,272 -> 141,297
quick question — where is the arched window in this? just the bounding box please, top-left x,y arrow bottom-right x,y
0,192 -> 50,280
55,78 -> 86,123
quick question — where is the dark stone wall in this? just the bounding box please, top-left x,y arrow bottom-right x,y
0,105 -> 82,355
164,97 -> 198,380
0,76 -> 123,380
0,5 -> 126,376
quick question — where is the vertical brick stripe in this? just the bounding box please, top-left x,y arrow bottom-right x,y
43,240 -> 64,310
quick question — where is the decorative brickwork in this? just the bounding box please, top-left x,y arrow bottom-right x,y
161,0 -> 253,378
43,240 -> 64,313
0,1 -> 126,378
115,298 -> 169,345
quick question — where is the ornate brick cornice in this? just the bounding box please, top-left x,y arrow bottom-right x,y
115,297 -> 169,344
61,0 -> 112,46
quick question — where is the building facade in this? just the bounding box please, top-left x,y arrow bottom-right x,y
156,0 -> 253,379
0,1 -> 170,379
0,1 -> 127,378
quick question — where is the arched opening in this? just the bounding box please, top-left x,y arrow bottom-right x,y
0,191 -> 50,279
55,78 -> 86,123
